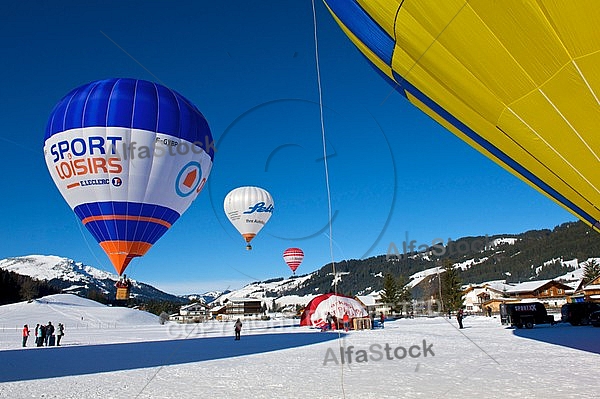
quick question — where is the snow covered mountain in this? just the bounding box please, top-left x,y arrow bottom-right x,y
208,274 -> 325,312
0,255 -> 186,303
181,291 -> 229,305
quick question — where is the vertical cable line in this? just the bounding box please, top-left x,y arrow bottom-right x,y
311,2 -> 345,398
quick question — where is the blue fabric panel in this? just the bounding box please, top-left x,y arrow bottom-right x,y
325,0 -> 395,65
74,201 -> 180,225
44,78 -> 214,161
132,80 -> 159,133
106,79 -> 136,129
84,220 -> 169,244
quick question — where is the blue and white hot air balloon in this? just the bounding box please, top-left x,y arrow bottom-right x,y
44,78 -> 214,276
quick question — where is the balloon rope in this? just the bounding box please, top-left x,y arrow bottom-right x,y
311,2 -> 345,398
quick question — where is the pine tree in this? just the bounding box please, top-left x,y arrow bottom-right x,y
582,259 -> 600,285
397,275 -> 412,315
19,279 -> 37,301
441,259 -> 463,312
380,273 -> 400,313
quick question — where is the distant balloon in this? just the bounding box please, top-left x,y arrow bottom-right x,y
324,0 -> 600,232
283,247 -> 304,275
44,78 -> 214,275
224,186 -> 274,250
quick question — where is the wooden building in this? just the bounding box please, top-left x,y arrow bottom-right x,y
171,302 -> 209,323
569,275 -> 600,303
504,279 -> 571,308
462,282 -> 512,314
211,298 -> 264,321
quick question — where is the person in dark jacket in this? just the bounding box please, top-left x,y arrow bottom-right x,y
234,318 -> 242,340
34,324 -> 40,346
45,322 -> 55,346
326,312 -> 333,331
457,308 -> 464,329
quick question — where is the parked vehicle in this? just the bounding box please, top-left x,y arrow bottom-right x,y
561,302 -> 600,326
589,310 -> 600,327
500,302 -> 555,329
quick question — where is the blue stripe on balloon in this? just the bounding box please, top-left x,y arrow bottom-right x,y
44,78 -> 214,160
83,220 -> 169,244
155,83 -> 179,136
74,201 -> 180,225
325,0 -> 394,65
107,79 -> 136,128
83,80 -> 111,126
132,80 -> 159,132
64,83 -> 93,131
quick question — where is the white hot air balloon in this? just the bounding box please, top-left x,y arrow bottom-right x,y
224,186 -> 274,250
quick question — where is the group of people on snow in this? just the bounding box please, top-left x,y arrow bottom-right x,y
22,321 -> 64,347
320,311 -> 388,332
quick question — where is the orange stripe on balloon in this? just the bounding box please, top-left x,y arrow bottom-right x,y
81,215 -> 172,228
242,233 -> 256,243
99,241 -> 153,276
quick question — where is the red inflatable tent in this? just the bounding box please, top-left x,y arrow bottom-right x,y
300,293 -> 368,329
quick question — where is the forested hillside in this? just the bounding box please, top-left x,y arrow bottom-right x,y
283,221 -> 600,297
0,269 -> 59,305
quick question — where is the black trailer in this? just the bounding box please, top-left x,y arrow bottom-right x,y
561,302 -> 600,326
500,302 -> 555,329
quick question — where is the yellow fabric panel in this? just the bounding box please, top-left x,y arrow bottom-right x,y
392,1 -> 533,117
468,0 -> 570,87
392,38 -> 507,124
499,69 -> 600,201
422,4 -> 535,103
497,108 -> 600,220
392,0 -> 466,74
540,61 -> 600,155
324,5 -> 395,81
355,0 -> 401,38
574,51 -> 600,112
540,0 -> 600,58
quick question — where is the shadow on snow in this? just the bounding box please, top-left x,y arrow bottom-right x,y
512,323 -> 600,354
0,332 -> 340,382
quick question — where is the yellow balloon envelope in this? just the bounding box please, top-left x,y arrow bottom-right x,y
324,0 -> 600,231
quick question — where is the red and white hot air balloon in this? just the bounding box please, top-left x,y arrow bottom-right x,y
283,247 -> 304,275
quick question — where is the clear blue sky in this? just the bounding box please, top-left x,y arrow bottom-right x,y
0,1 -> 575,295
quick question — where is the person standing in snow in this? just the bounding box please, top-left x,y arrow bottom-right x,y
22,324 -> 30,347
342,313 -> 350,332
370,311 -> 375,329
456,308 -> 464,329
234,318 -> 242,340
34,324 -> 40,346
46,321 -> 55,346
37,323 -> 45,347
380,312 -> 385,328
56,323 -> 65,346
326,312 -> 333,331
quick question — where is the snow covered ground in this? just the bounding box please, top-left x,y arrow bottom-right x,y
1,294 -> 599,398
